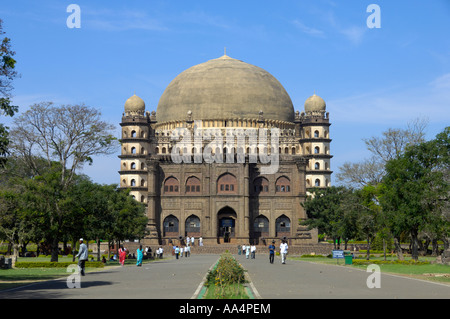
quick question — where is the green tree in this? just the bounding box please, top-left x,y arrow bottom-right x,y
380,127 -> 449,260
302,186 -> 357,249
0,19 -> 19,167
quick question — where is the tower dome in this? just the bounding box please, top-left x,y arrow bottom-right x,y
124,94 -> 145,113
304,94 -> 326,113
156,55 -> 295,123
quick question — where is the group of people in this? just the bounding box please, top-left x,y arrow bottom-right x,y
241,244 -> 257,259
173,245 -> 191,259
240,240 -> 289,264
75,236 -> 290,276
184,236 -> 204,247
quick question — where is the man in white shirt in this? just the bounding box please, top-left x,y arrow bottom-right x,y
280,240 -> 288,264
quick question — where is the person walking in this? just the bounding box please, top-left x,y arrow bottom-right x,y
268,240 -> 275,264
245,244 -> 250,259
75,238 -> 88,276
280,240 -> 288,264
251,244 -> 256,259
118,245 -> 127,266
136,245 -> 144,267
175,246 -> 180,259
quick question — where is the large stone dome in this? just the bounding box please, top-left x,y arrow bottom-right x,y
156,55 -> 295,123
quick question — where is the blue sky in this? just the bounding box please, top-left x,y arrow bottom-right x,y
1,0 -> 449,185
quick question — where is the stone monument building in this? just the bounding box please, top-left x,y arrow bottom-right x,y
119,54 -> 332,246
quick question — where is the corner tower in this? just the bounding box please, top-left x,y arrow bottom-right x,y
119,94 -> 151,204
299,94 -> 333,191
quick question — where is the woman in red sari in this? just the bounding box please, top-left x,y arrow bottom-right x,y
118,246 -> 127,266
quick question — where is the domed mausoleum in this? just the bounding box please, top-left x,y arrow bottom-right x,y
119,54 -> 332,246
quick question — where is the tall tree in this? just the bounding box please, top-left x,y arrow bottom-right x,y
10,102 -> 118,190
336,118 -> 428,187
0,19 -> 19,167
380,127 -> 449,260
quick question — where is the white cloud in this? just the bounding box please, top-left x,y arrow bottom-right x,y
292,20 -> 325,37
83,7 -> 168,32
329,73 -> 450,125
337,25 -> 366,45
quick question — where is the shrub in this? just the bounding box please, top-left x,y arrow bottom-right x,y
351,259 -> 430,266
206,253 -> 246,287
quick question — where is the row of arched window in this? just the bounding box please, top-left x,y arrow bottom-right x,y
123,146 -> 147,155
122,178 -> 146,187
313,162 -> 330,170
123,162 -> 145,170
155,146 -> 300,155
306,178 -> 330,187
304,129 -> 329,138
163,173 -> 292,195
162,214 -> 291,236
123,129 -> 146,139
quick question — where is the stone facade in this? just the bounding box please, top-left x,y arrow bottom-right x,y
119,55 -> 332,246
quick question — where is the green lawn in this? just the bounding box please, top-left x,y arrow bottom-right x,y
291,255 -> 450,285
0,256 -> 157,291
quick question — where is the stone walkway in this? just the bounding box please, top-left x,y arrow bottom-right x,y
1,253 -> 449,299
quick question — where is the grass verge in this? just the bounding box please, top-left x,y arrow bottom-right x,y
203,252 -> 250,299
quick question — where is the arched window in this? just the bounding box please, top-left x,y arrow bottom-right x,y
131,162 -> 136,170
275,176 -> 291,193
315,162 -> 320,170
131,179 -> 136,187
186,176 -> 201,193
131,147 -> 136,154
140,179 -> 145,187
131,130 -> 136,138
163,215 -> 179,236
217,173 -> 237,194
185,215 -> 200,235
314,146 -> 320,154
276,215 -> 291,236
253,215 -> 269,235
164,177 -> 179,194
315,179 -> 321,187
314,130 -> 319,138
253,177 -> 269,194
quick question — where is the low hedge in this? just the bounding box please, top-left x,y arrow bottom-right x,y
14,261 -> 105,269
351,259 -> 430,266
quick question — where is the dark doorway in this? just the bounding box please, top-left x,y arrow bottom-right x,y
218,207 -> 237,243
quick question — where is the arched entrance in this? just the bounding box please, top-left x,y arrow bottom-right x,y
217,206 -> 237,243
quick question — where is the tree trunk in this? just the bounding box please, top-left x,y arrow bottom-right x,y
97,238 -> 101,261
12,242 -> 19,268
394,237 -> 404,260
411,231 -> 419,261
51,237 -> 59,262
366,235 -> 371,260
72,239 -> 77,262
431,239 -> 439,256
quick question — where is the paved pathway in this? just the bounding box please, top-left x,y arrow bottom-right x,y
238,253 -> 450,299
0,255 -> 219,299
1,253 -> 449,299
